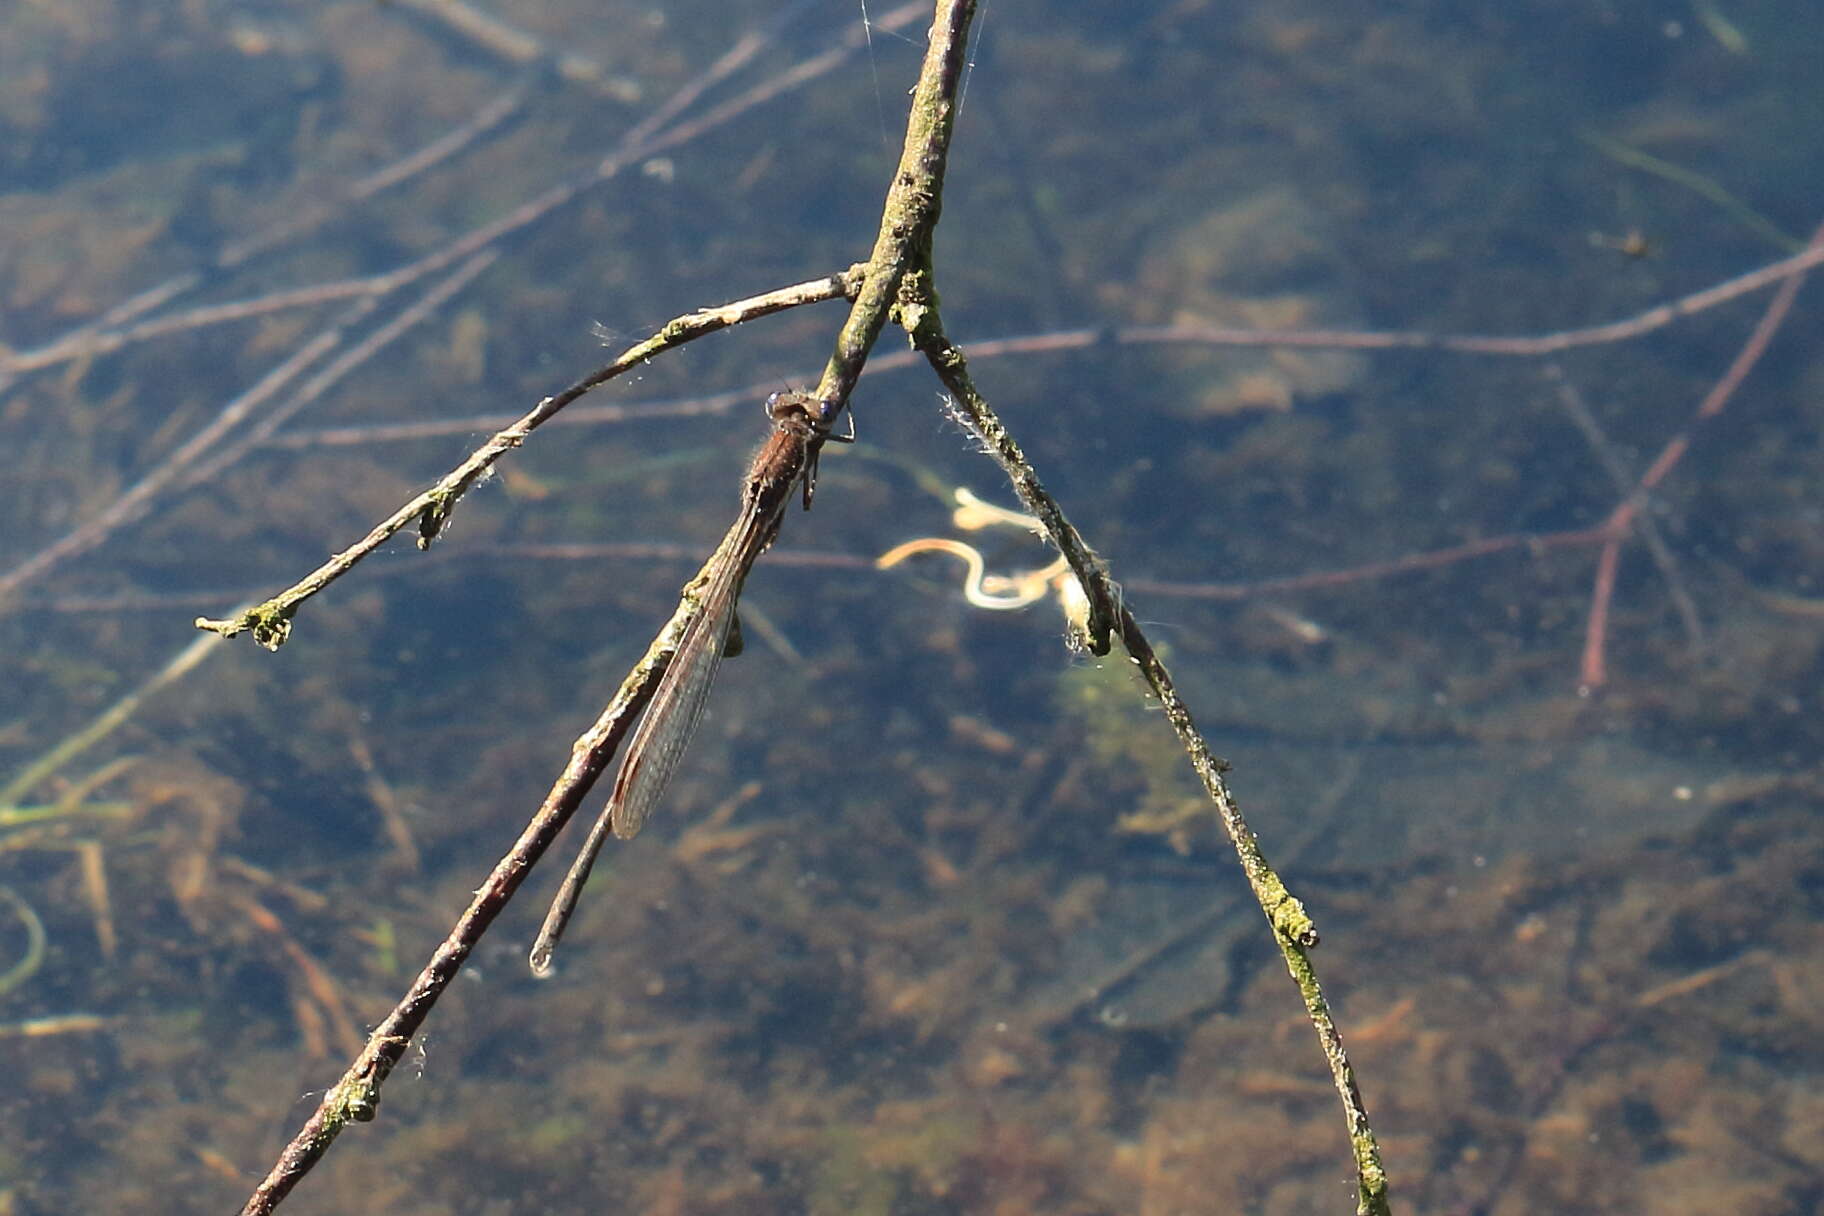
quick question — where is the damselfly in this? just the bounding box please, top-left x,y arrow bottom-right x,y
530,391 -> 848,973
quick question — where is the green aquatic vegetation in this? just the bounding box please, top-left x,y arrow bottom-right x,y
808,1124 -> 900,1216
1058,653 -> 1209,848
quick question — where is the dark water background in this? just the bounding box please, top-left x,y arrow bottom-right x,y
2,1 -> 1821,1212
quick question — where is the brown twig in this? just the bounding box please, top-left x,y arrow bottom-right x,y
386,0 -> 642,97
0,82 -> 530,385
236,239 -> 1824,458
224,4 -> 1398,1210
0,322 -> 347,608
228,8 -> 939,1211
864,8 -> 1390,1197
231,638 -> 655,1214
909,313 -> 1391,1214
233,892 -> 366,1060
1544,364 -> 1704,653
3,6 -> 924,612
195,266 -> 864,649
1575,218 -> 1824,687
1123,239 -> 1824,356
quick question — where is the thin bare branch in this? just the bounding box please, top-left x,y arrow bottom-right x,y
196,267 -> 862,649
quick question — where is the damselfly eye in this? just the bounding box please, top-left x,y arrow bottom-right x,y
765,391 -> 822,429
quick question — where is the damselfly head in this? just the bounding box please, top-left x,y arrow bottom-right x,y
764,389 -> 821,430
762,391 -> 852,447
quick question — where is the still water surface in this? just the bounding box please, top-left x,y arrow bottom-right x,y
2,1 -> 1820,1212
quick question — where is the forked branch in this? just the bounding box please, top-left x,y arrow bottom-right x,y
228,3 -> 1389,1213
